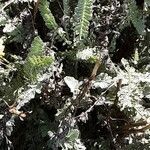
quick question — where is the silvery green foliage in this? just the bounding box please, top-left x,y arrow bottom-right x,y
116,59 -> 150,121
38,0 -> 70,44
93,0 -> 127,55
39,0 -> 58,30
127,0 -> 145,35
47,119 -> 86,150
0,0 -> 150,149
73,0 -> 93,42
92,73 -> 113,89
91,72 -> 116,103
0,9 -> 32,43
62,129 -> 86,150
64,76 -> 80,93
3,17 -> 20,33
89,58 -> 150,148
16,85 -> 38,110
2,117 -> 15,150
16,61 -> 60,110
6,117 -> 15,137
0,11 -> 8,26
6,24 -> 26,43
63,0 -> 70,17
3,62 -> 62,148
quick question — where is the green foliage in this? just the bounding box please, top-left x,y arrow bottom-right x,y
39,0 -> 58,30
0,11 -> 8,26
63,0 -> 70,16
73,0 -> 93,42
27,36 -> 44,56
60,129 -> 86,150
24,36 -> 53,81
0,0 -> 150,150
116,59 -> 150,120
128,0 -> 145,35
66,129 -> 79,141
6,24 -> 26,43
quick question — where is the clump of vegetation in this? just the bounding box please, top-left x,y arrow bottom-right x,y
0,0 -> 150,150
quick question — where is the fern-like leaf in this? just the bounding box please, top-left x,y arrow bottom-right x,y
73,0 -> 93,42
27,36 -> 43,56
39,0 -> 58,30
63,0 -> 70,16
128,0 -> 145,35
24,36 -> 53,81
